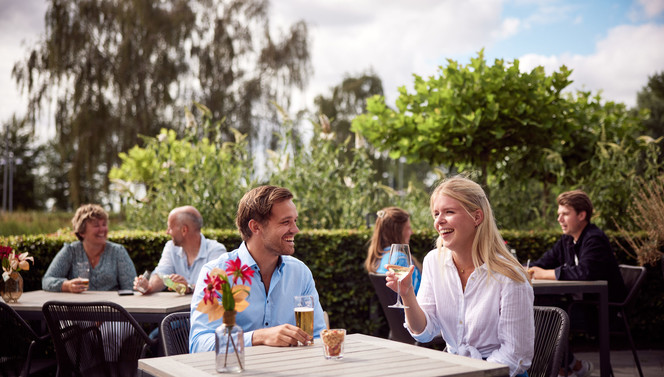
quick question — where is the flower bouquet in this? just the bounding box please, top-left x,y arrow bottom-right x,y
1,246 -> 34,303
197,258 -> 254,373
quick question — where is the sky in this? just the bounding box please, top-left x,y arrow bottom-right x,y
1,0 -> 664,137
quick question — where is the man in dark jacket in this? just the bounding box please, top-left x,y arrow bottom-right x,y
529,189 -> 626,377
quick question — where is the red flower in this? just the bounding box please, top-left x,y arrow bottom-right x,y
197,261 -> 253,322
202,271 -> 224,305
226,258 -> 255,285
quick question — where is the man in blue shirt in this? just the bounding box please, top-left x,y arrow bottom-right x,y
133,206 -> 227,294
189,186 -> 327,352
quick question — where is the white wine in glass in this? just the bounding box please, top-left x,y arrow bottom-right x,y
386,244 -> 412,309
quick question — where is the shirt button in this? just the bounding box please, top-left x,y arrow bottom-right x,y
265,322 -> 268,326
459,320 -> 463,324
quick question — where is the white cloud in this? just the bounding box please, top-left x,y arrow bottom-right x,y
638,0 -> 664,18
275,0 -> 506,107
519,23 -> 664,107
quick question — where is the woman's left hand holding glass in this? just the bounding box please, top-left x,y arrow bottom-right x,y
385,264 -> 415,296
62,277 -> 89,293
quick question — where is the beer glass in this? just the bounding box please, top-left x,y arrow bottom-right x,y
294,295 -> 314,345
76,261 -> 90,290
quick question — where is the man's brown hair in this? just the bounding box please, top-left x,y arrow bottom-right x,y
236,186 -> 294,241
557,190 -> 593,221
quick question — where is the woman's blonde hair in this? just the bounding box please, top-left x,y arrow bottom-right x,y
72,204 -> 108,241
430,176 -> 528,284
364,207 -> 422,273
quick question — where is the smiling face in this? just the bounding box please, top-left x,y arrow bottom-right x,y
258,199 -> 299,257
431,194 -> 481,255
557,204 -> 587,241
80,217 -> 108,246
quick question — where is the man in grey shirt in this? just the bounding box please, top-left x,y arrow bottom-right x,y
133,206 -> 227,294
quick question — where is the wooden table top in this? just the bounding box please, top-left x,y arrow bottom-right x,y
7,290 -> 191,323
138,333 -> 509,377
531,279 -> 607,288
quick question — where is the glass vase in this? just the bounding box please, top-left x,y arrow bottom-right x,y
215,311 -> 245,373
1,271 -> 23,303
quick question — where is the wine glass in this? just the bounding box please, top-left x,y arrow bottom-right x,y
386,244 -> 412,309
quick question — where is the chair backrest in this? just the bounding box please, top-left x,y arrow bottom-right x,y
0,301 -> 47,376
617,264 -> 647,307
529,306 -> 570,377
368,273 -> 415,344
160,311 -> 190,356
42,301 -> 156,377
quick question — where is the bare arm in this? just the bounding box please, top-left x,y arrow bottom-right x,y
386,265 -> 427,334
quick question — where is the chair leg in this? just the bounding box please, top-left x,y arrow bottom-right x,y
620,309 -> 643,377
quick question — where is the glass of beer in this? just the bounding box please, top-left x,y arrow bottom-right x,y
76,261 -> 90,290
294,295 -> 314,345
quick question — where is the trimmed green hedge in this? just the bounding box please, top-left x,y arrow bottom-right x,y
2,229 -> 662,345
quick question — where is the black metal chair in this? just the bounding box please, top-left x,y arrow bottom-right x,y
528,306 -> 570,377
42,301 -> 157,377
368,273 -> 416,344
610,265 -> 647,377
160,312 -> 190,356
0,302 -> 56,377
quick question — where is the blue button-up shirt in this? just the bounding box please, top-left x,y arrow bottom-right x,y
189,242 -> 327,352
154,233 -> 227,285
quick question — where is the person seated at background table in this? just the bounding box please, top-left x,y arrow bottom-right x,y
42,204 -> 136,292
133,205 -> 227,294
528,189 -> 626,377
189,185 -> 327,352
364,206 -> 422,294
387,176 -> 533,377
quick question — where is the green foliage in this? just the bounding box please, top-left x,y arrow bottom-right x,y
351,50 -> 573,187
109,104 -> 256,230
351,50 -> 661,230
2,229 -> 661,344
266,115 -> 386,229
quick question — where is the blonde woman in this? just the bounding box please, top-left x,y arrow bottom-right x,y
365,207 -> 422,294
386,176 -> 533,377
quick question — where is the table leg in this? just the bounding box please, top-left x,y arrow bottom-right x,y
598,286 -> 611,377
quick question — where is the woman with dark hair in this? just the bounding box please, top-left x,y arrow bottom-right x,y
42,204 -> 136,292
365,207 -> 422,294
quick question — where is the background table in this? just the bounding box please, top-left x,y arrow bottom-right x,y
7,290 -> 191,323
532,279 -> 610,377
138,333 -> 509,377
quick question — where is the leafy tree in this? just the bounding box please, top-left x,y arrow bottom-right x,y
12,0 -> 310,208
314,71 -> 384,148
638,71 -> 664,140
351,51 -> 659,230
351,50 -> 573,194
1,116 -> 44,210
637,71 -> 664,165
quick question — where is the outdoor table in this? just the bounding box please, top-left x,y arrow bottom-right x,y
6,289 -> 191,324
532,279 -> 610,377
137,333 -> 509,377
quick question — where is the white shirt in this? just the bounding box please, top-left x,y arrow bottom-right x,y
154,233 -> 227,284
409,248 -> 534,377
